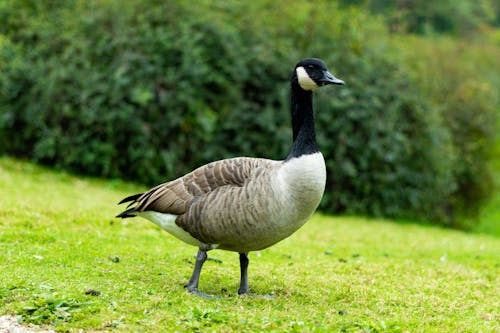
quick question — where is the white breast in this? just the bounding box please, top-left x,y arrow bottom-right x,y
272,152 -> 326,231
279,152 -> 326,195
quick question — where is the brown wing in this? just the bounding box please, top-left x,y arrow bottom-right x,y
126,157 -> 277,215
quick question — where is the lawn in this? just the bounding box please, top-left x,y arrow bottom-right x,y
0,157 -> 499,332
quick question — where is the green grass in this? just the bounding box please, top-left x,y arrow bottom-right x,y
0,157 -> 499,332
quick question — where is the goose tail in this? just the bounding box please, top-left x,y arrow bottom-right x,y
116,207 -> 138,218
116,193 -> 144,218
118,193 -> 143,205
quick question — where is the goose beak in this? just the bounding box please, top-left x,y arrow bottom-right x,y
319,70 -> 345,86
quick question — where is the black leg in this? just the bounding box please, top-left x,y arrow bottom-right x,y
238,253 -> 275,299
238,252 -> 249,295
185,249 -> 207,296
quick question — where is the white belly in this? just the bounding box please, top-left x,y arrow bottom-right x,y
138,211 -> 200,247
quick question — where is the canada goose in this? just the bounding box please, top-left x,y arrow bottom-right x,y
117,58 -> 344,296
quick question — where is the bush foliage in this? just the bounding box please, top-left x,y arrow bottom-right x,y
352,0 -> 499,35
0,0 -> 497,227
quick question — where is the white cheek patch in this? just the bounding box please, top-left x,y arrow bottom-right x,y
296,66 -> 318,91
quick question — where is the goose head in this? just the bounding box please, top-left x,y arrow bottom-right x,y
294,58 -> 344,91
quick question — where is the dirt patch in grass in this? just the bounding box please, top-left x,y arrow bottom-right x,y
0,315 -> 54,333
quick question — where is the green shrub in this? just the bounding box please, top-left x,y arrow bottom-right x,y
0,0 -> 496,227
318,59 -> 456,223
389,35 -> 499,227
345,0 -> 499,35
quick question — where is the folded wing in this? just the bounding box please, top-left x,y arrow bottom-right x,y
120,157 -> 278,216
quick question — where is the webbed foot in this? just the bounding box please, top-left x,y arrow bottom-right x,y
186,287 -> 220,299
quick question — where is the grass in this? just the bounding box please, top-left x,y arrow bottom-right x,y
0,157 -> 499,332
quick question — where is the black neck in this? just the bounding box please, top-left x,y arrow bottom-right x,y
287,81 -> 319,159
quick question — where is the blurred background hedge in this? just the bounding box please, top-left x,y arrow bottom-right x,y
0,0 -> 498,228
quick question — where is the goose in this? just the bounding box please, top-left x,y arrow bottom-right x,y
117,58 -> 344,296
